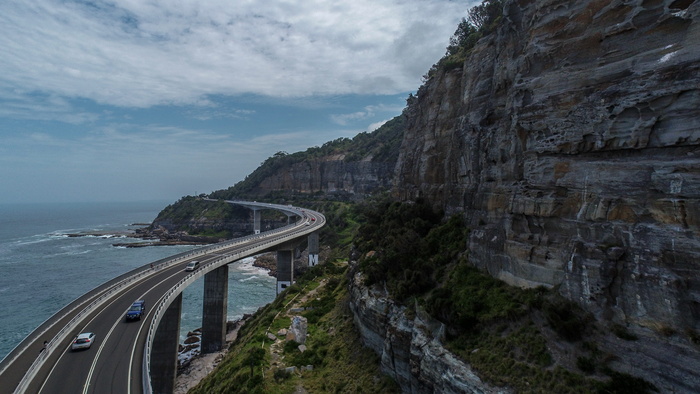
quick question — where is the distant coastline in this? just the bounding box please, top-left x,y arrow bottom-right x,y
64,225 -> 219,248
65,227 -> 279,277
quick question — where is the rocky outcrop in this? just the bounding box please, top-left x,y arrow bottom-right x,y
394,0 -> 700,338
150,217 -> 251,237
149,210 -> 288,243
348,265 -> 507,394
255,156 -> 395,198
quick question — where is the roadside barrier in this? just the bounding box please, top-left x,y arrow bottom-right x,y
142,205 -> 323,393
7,202 -> 323,394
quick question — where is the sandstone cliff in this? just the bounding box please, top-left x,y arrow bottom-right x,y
254,156 -> 395,198
213,116 -> 404,201
348,265 -> 506,394
395,0 -> 700,337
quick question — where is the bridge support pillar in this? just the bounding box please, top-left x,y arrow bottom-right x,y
253,209 -> 261,234
276,249 -> 293,294
284,212 -> 296,225
151,293 -> 182,394
308,232 -> 319,267
201,265 -> 229,353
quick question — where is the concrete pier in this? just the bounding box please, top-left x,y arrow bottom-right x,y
308,232 -> 319,267
276,249 -> 293,294
151,293 -> 182,394
284,212 -> 296,225
201,265 -> 229,353
253,209 -> 261,234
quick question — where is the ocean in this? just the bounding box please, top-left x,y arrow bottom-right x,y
0,201 -> 276,362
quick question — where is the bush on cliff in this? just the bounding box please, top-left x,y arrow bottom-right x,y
424,0 -> 504,79
352,199 -> 655,393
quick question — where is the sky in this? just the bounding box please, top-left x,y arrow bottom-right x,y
0,0 -> 471,204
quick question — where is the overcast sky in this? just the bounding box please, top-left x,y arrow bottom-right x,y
0,0 -> 471,204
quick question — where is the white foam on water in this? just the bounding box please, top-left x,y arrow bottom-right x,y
232,256 -> 272,277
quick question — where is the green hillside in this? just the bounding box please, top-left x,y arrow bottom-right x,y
209,115 -> 404,200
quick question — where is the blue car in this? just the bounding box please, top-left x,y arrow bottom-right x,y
125,300 -> 146,321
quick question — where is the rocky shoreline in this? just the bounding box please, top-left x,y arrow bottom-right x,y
174,318 -> 250,394
65,224 -> 226,248
66,225 -> 284,275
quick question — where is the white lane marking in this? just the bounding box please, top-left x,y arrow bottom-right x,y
88,266 -> 188,394
39,264 -> 186,394
37,339 -> 76,393
83,311 -> 122,394
126,284 -> 179,394
38,289 -> 126,394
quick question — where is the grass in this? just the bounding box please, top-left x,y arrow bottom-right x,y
188,261 -> 399,394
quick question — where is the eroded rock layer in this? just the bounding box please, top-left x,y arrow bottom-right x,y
394,0 -> 700,334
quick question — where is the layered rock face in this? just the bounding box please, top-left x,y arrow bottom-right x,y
255,155 -> 394,198
348,267 -> 506,394
394,0 -> 700,336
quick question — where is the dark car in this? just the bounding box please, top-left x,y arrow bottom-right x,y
125,300 -> 146,321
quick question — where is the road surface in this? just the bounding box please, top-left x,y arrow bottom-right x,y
0,202 -> 324,394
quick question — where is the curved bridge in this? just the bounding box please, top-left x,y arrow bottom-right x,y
0,201 -> 325,394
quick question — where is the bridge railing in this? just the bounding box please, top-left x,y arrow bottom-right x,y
8,201 -> 322,393
8,226 -> 292,393
143,208 -> 324,393
9,244 -> 227,393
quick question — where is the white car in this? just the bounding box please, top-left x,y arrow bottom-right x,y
185,261 -> 200,271
71,332 -> 96,350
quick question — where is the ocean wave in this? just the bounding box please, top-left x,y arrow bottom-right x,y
13,235 -> 58,246
72,233 -> 124,239
226,314 -> 244,321
49,233 -> 69,238
233,257 -> 270,276
239,276 -> 258,282
41,249 -> 91,258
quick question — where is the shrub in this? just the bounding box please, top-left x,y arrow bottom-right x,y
576,356 -> 596,374
599,370 -> 657,393
543,300 -> 588,341
612,324 -> 638,341
273,368 -> 292,382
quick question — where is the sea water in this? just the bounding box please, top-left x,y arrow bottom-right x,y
0,201 -> 276,361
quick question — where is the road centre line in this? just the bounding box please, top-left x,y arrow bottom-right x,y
38,289 -> 126,394
127,266 -> 194,394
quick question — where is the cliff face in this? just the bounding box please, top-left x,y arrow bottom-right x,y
221,116 -> 404,200
394,0 -> 700,336
348,266 -> 506,394
254,156 -> 395,198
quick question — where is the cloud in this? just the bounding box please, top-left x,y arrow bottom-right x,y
186,106 -> 257,121
0,119 -> 363,202
0,0 -> 465,109
367,119 -> 390,132
330,102 -> 404,126
331,110 -> 372,126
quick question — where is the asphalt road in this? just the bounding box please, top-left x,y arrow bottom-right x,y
0,203 -> 325,394
36,259 -> 194,394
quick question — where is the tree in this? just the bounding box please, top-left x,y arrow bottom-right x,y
446,18 -> 477,56
243,347 -> 266,378
466,0 -> 503,32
